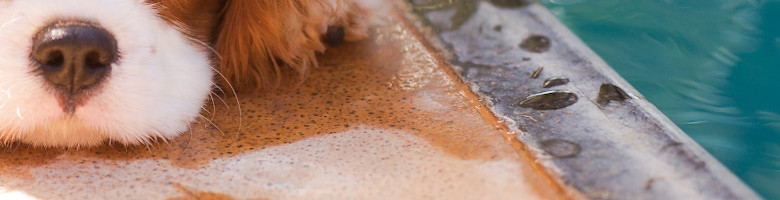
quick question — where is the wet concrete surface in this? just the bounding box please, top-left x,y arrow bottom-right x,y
0,2 -> 570,200
410,0 -> 759,199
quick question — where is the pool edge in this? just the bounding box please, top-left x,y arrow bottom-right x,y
406,1 -> 762,199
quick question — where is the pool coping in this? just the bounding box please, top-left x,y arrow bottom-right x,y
406,1 -> 762,199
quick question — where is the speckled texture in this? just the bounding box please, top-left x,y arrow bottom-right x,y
0,2 -> 568,200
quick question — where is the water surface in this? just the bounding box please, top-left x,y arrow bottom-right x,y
539,0 -> 780,198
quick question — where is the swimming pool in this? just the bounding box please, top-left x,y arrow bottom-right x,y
539,0 -> 780,198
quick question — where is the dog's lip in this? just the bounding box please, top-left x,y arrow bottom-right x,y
42,76 -> 107,115
46,108 -> 99,123
53,93 -> 86,115
62,98 -> 78,115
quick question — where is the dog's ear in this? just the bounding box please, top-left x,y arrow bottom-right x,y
146,0 -> 224,48
215,0 -> 368,91
215,0 -> 323,91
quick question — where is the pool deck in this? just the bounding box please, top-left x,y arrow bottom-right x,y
0,0 -> 760,200
409,0 -> 759,199
0,1 -> 570,200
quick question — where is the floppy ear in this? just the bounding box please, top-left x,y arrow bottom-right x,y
215,0 -> 368,92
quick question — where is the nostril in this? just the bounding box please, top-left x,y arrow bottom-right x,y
31,20 -> 118,95
85,51 -> 110,69
39,49 -> 65,67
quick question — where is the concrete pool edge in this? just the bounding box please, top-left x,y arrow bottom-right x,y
405,1 -> 762,199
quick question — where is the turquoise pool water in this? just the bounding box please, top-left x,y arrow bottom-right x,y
539,0 -> 780,198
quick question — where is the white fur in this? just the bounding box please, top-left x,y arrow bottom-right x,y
0,0 -> 214,147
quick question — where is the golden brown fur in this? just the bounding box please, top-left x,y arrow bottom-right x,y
150,0 -> 368,91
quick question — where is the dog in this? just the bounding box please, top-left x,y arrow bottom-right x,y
0,0 -> 368,147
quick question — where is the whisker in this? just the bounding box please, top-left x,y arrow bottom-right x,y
173,31 -> 243,138
200,105 -> 212,115
209,67 -> 243,136
211,91 -> 230,110
181,34 -> 223,62
209,93 -> 217,120
198,114 -> 226,136
181,124 -> 196,154
15,107 -> 23,120
212,82 -> 226,93
200,93 -> 214,115
159,135 -> 170,144
0,16 -> 22,31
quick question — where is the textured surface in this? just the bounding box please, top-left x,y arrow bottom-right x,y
0,2 -> 569,200
409,0 -> 760,199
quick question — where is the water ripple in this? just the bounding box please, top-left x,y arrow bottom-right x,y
540,0 -> 780,198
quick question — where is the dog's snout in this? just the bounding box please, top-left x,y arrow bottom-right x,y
31,22 -> 118,95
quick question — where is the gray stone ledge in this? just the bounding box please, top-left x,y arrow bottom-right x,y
408,1 -> 761,199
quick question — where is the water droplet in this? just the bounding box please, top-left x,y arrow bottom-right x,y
520,35 -> 550,53
597,83 -> 630,104
541,139 -> 581,158
493,25 -> 502,32
542,77 -> 570,88
518,91 -> 578,110
488,0 -> 530,8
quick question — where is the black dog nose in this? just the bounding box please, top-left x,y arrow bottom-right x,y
31,22 -> 118,94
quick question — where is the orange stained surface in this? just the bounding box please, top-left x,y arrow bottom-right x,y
0,3 -> 570,200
